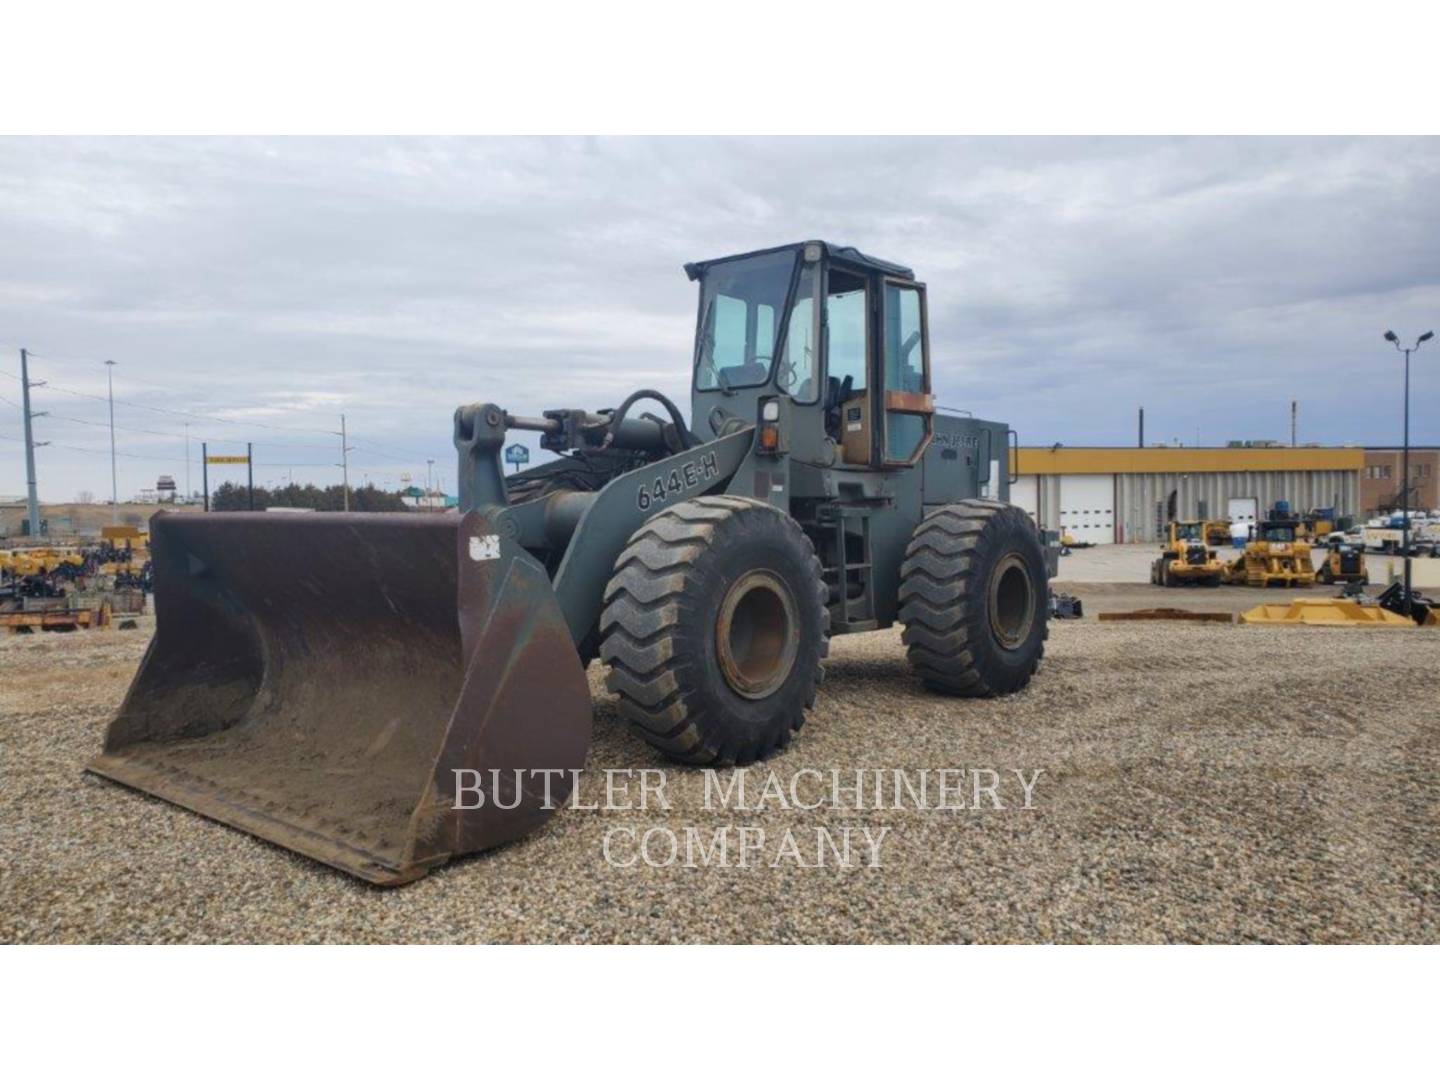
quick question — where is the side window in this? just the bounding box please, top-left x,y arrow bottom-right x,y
712,295 -> 747,370
882,283 -> 930,462
779,267 -> 818,402
826,269 -> 870,465
826,274 -> 867,392
756,303 -> 775,362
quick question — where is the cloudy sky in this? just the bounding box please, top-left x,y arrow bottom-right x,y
1,137 -> 1437,503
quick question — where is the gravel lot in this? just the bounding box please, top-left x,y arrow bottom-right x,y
3,586 -> 1437,944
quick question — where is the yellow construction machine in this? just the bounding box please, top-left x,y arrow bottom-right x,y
1223,517 -> 1315,587
1239,598 -> 1410,626
1204,520 -> 1231,547
1315,540 -> 1368,585
1150,520 -> 1223,587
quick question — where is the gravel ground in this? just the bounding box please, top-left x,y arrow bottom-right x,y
3,588 -> 1437,944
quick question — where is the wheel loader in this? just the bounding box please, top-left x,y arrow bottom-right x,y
1150,520 -> 1223,587
88,241 -> 1050,885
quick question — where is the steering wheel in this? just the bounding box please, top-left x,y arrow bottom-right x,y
776,357 -> 798,392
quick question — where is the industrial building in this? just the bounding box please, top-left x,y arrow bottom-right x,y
1360,447 -> 1440,517
1011,446 -> 1363,544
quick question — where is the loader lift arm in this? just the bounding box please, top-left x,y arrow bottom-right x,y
455,401 -> 755,649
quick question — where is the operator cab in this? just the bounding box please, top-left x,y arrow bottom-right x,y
686,240 -> 934,468
1173,521 -> 1205,543
1258,521 -> 1297,544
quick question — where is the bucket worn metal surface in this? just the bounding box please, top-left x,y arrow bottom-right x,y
87,511 -> 592,885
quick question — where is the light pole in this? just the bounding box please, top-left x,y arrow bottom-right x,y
1383,329 -> 1433,616
104,359 -> 118,522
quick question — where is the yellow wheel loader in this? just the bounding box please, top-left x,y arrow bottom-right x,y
1150,520 -> 1223,587
88,241 -> 1052,885
1222,517 -> 1316,587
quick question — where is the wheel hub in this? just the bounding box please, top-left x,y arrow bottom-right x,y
715,569 -> 799,699
988,553 -> 1035,650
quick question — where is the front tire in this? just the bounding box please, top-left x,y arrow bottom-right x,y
599,496 -> 829,765
898,500 -> 1048,697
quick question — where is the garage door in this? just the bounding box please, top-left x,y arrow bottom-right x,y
1227,497 -> 1258,527
1060,474 -> 1114,545
1009,475 -> 1038,524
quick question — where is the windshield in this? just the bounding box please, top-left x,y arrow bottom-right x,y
694,250 -> 797,391
1260,523 -> 1295,542
1175,523 -> 1203,541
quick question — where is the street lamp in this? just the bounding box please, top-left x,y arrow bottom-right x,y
1383,329 -> 1433,616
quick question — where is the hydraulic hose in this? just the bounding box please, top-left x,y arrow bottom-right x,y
601,389 -> 700,450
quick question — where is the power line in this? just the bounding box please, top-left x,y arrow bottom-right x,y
17,348 -> 442,455
7,352 -> 445,459
0,430 -> 186,464
27,377 -> 342,434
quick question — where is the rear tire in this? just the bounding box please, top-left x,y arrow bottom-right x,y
599,496 -> 829,765
898,500 -> 1048,697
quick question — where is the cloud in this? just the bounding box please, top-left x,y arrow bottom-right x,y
1,136 -> 1437,501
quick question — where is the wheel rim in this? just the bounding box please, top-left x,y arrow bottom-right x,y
988,553 -> 1035,650
715,569 -> 799,699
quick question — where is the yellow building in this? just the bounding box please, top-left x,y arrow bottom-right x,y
1011,446 -> 1362,544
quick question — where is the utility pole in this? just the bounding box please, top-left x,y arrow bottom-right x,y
184,422 -> 191,503
427,457 -> 435,505
105,359 -> 118,522
19,349 -> 44,537
339,413 -> 352,511
1137,407 -> 1144,448
1384,329 -> 1434,617
247,442 -> 255,510
1290,400 -> 1297,447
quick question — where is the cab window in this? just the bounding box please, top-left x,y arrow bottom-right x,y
695,250 -> 795,391
778,265 -> 819,402
882,283 -> 929,462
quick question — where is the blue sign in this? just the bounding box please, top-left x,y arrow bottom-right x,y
504,444 -> 530,466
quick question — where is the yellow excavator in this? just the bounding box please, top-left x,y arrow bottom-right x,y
1150,520 -> 1224,587
1223,515 -> 1315,587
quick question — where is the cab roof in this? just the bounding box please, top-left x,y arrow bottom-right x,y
683,241 -> 916,282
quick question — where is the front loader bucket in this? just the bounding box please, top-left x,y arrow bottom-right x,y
87,511 -> 592,885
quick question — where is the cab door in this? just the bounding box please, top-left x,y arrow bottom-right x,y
824,265 -> 873,465
879,278 -> 933,466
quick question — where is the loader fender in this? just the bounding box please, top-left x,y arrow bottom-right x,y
550,427 -> 754,648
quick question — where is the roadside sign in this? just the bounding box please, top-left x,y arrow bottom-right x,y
504,444 -> 530,466
205,454 -> 250,465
